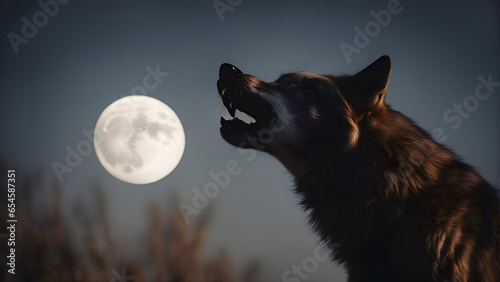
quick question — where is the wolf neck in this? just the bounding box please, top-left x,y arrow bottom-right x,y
289,109 -> 452,212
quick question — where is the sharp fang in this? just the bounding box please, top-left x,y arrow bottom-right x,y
221,88 -> 226,96
230,102 -> 233,109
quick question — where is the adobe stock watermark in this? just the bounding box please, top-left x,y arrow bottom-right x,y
281,245 -> 331,282
7,0 -> 72,54
339,0 -> 412,63
51,128 -> 98,183
119,65 -> 170,98
51,64 -> 169,183
441,73 -> 499,131
110,268 -> 135,282
178,107 -> 296,224
383,138 -> 437,191
213,0 -> 243,22
384,72 -> 498,189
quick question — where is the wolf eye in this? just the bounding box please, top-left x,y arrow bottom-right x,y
303,80 -> 324,95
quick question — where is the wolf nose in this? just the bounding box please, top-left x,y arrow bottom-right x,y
219,63 -> 243,78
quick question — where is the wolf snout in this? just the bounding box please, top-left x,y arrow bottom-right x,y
218,63 -> 243,117
217,63 -> 243,93
219,63 -> 243,78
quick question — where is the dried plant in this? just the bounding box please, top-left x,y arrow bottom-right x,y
0,162 -> 261,282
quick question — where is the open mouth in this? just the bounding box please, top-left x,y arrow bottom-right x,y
218,85 -> 276,131
217,64 -> 277,145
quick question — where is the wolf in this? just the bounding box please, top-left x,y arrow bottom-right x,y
217,55 -> 499,282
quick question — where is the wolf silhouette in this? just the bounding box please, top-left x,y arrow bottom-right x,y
217,56 -> 499,281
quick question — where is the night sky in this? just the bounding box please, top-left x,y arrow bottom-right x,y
0,0 -> 498,281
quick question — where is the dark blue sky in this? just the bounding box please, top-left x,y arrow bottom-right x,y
0,0 -> 498,280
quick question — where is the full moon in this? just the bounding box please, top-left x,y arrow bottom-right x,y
94,95 -> 185,184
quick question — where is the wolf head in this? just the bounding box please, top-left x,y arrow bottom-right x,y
217,55 -> 392,170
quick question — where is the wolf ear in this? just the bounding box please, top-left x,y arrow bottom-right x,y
337,55 -> 392,113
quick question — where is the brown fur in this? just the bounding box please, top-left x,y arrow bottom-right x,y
217,56 -> 500,281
